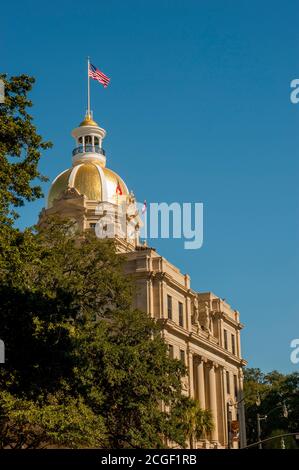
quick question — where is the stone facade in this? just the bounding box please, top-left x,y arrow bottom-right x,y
125,247 -> 247,448
39,113 -> 247,448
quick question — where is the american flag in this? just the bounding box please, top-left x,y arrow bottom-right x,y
89,63 -> 110,88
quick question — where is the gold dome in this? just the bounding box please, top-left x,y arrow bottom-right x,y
103,167 -> 126,197
74,163 -> 102,200
47,169 -> 72,208
47,162 -> 128,209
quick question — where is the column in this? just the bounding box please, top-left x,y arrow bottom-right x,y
188,349 -> 194,398
158,274 -> 166,320
186,295 -> 192,331
218,365 -> 226,447
147,274 -> 154,318
198,358 -> 206,409
236,329 -> 242,358
208,362 -> 218,443
219,318 -> 224,347
221,367 -> 229,447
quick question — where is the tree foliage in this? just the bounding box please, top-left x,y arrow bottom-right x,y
244,368 -> 299,449
171,397 -> 214,449
0,391 -> 106,449
0,74 -> 51,225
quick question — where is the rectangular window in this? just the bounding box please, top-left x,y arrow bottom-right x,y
231,334 -> 236,355
168,344 -> 174,359
178,301 -> 184,327
167,295 -> 172,320
226,371 -> 230,394
224,329 -> 228,350
234,374 -> 238,398
180,349 -> 186,365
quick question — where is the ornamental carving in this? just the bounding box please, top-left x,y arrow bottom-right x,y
62,186 -> 82,199
198,301 -> 212,334
192,298 -> 213,334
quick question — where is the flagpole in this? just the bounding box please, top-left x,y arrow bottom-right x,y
87,57 -> 90,117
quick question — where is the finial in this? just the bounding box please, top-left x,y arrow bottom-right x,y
79,112 -> 98,127
85,110 -> 93,120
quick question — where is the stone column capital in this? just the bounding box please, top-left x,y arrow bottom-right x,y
193,354 -> 207,364
207,360 -> 218,370
155,272 -> 166,281
147,271 -> 155,281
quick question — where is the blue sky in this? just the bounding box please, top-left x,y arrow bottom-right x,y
1,0 -> 299,373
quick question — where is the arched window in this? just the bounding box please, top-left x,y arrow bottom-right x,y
84,135 -> 92,152
77,136 -> 83,153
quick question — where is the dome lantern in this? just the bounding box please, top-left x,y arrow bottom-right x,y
71,112 -> 107,167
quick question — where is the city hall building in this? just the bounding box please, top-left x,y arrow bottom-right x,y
39,112 -> 247,449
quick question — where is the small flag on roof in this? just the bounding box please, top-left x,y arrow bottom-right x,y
116,181 -> 123,196
142,200 -> 147,214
